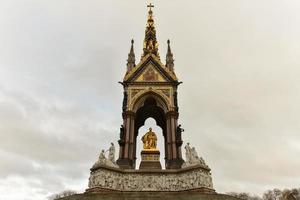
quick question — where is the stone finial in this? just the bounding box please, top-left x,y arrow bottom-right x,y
141,4 -> 160,59
166,39 -> 174,71
127,39 -> 135,71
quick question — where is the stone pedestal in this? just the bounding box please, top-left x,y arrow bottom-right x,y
87,164 -> 214,193
139,150 -> 162,170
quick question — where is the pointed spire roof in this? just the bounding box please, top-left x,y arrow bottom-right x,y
142,3 -> 160,59
166,39 -> 174,71
123,4 -> 178,82
127,39 -> 135,71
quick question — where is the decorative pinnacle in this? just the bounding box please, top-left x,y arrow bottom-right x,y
166,39 -> 174,71
142,3 -> 160,59
127,39 -> 135,71
147,3 -> 154,11
167,39 -> 171,53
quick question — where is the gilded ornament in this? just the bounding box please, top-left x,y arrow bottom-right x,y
141,128 -> 157,150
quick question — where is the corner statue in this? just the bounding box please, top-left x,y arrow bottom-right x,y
141,128 -> 157,150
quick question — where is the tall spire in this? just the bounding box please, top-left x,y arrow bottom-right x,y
166,39 -> 174,71
142,3 -> 160,59
127,39 -> 135,71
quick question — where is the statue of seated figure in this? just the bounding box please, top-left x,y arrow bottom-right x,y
141,128 -> 157,150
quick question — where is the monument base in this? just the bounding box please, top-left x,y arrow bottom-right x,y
139,149 -> 162,170
87,164 -> 214,193
61,192 -> 241,200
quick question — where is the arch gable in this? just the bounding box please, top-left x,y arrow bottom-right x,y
130,89 -> 171,113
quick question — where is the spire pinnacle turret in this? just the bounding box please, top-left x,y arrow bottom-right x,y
166,39 -> 174,71
127,39 -> 135,71
142,3 -> 160,59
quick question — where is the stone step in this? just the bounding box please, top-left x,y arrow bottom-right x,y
59,192 -> 241,200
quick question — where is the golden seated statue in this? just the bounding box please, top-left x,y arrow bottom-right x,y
141,128 -> 157,150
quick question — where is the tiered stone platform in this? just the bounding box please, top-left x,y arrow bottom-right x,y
59,192 -> 241,200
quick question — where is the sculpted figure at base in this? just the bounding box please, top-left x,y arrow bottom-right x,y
92,149 -> 106,168
99,149 -> 106,163
183,143 -> 208,168
108,142 -> 116,163
141,128 -> 157,150
191,147 -> 199,162
185,143 -> 192,164
92,144 -> 119,169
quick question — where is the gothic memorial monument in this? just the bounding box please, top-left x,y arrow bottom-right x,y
86,4 -> 214,193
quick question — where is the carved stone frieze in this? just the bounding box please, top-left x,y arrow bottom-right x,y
88,165 -> 214,192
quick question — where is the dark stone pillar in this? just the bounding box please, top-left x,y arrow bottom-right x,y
117,111 -> 136,169
165,111 -> 184,169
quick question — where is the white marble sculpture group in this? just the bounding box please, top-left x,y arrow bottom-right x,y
92,142 -> 118,168
182,142 -> 208,168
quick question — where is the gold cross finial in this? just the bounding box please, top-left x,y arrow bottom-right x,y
147,3 -> 154,11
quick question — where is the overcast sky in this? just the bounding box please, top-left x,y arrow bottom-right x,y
0,0 -> 300,199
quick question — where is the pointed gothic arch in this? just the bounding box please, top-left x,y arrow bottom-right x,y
133,94 -> 167,168
131,90 -> 170,113
117,90 -> 184,169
